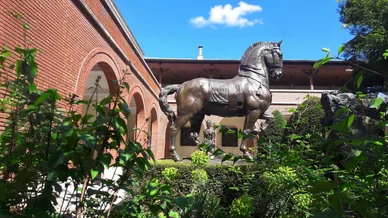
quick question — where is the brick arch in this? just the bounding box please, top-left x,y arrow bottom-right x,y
127,85 -> 147,145
74,48 -> 121,97
148,105 -> 159,158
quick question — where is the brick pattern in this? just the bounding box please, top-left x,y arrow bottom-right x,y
0,0 -> 167,159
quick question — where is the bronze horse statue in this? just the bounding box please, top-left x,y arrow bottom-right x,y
159,41 -> 283,161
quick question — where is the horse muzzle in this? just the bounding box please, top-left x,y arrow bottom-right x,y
270,68 -> 283,81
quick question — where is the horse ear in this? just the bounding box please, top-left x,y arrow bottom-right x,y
277,39 -> 283,47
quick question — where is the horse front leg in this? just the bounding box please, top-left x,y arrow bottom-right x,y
241,110 -> 261,160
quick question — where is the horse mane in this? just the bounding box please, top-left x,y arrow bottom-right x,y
240,41 -> 272,63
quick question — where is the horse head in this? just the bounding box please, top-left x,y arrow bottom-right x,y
265,40 -> 283,81
239,40 -> 283,81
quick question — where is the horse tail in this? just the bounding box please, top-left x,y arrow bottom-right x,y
159,84 -> 181,123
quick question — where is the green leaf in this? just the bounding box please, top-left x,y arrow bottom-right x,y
313,57 -> 333,68
0,51 -> 11,58
99,154 -> 112,169
123,82 -> 130,91
237,131 -> 244,139
91,169 -> 99,180
149,189 -> 158,197
337,44 -> 345,56
118,102 -> 131,117
34,92 -> 51,105
311,181 -> 336,193
357,75 -> 363,88
28,83 -> 37,93
222,154 -> 233,163
321,48 -> 331,53
22,22 -> 29,30
226,129 -> 235,135
370,97 -> 384,108
353,149 -> 362,157
312,211 -> 339,218
347,114 -> 355,127
168,211 -> 180,218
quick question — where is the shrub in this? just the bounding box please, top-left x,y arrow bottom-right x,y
146,161 -> 259,208
286,95 -> 325,140
261,110 -> 286,143
191,169 -> 208,182
162,167 -> 180,181
229,195 -> 254,218
191,150 -> 209,167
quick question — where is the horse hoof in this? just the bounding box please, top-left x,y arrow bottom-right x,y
172,153 -> 183,162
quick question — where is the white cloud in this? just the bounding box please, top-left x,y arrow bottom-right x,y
190,1 -> 263,28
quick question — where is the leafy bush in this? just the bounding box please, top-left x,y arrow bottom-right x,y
229,195 -> 253,218
191,169 -> 208,182
162,167 -> 180,181
261,110 -> 286,143
286,95 -> 325,139
0,13 -> 174,218
146,161 -> 258,209
191,150 -> 209,167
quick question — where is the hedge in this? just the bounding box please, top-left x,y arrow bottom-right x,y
147,160 -> 260,208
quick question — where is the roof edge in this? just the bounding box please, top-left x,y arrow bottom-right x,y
105,0 -> 144,56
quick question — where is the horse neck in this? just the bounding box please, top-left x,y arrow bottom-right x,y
237,60 -> 269,85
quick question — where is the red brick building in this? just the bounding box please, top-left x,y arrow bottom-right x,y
1,1 -> 353,159
0,0 -> 166,158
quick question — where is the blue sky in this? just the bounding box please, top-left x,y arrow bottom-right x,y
114,0 -> 352,60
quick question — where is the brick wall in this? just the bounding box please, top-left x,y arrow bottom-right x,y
0,0 -> 167,159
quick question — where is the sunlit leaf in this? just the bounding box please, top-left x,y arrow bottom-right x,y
313,57 -> 333,68
347,114 -> 355,127
337,44 -> 345,56
91,169 -> 99,180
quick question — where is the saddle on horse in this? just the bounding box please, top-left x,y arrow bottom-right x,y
208,79 -> 261,111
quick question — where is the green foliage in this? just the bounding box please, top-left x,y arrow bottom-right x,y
145,161 -> 258,209
261,110 -> 286,143
229,195 -> 253,218
191,169 -> 208,182
162,167 -> 180,181
286,95 -> 325,140
338,0 -> 388,74
0,14 -> 174,218
191,150 -> 209,167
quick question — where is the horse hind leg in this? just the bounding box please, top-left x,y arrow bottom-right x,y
241,110 -> 261,160
169,114 -> 193,162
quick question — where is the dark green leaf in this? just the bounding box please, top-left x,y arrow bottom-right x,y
123,82 -> 130,91
312,211 -> 339,218
310,181 -> 336,193
100,154 -> 112,169
222,154 -> 233,163
118,102 -> 131,117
